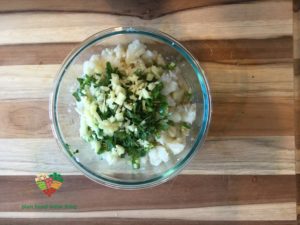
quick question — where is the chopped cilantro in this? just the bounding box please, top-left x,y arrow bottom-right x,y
72,90 -> 81,101
181,122 -> 191,129
72,56 -> 191,169
166,62 -> 176,71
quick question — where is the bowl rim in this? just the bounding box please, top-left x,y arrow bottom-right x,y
50,26 -> 212,189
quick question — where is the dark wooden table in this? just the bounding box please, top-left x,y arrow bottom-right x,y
0,0 -> 297,224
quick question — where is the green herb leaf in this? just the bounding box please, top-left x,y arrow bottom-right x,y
167,62 -> 176,71
106,62 -> 113,76
184,91 -> 192,102
151,82 -> 163,99
72,91 -> 81,101
159,102 -> 168,116
181,122 -> 191,129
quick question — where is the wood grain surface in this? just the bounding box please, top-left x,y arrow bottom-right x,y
293,0 -> 300,223
1,175 -> 295,211
0,0 -> 296,224
0,220 -> 297,225
0,136 -> 295,175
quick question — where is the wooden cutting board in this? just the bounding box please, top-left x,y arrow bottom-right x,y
0,0 -> 297,224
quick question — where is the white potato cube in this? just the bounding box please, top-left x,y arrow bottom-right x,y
172,89 -> 185,103
169,111 -> 181,123
126,40 -> 146,64
166,140 -> 186,155
167,126 -> 178,138
91,140 -> 100,152
83,61 -> 94,75
161,80 -> 178,95
79,117 -> 89,139
101,152 -> 118,165
167,96 -> 176,107
180,104 -> 197,124
149,146 -> 169,166
115,92 -> 126,105
140,156 -> 148,165
148,149 -> 161,166
142,50 -> 155,65
157,146 -> 169,162
115,145 -> 125,156
113,44 -> 126,60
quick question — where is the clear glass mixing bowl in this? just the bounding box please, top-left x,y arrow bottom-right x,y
50,27 -> 211,189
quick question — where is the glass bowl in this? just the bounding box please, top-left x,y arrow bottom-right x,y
50,27 -> 211,189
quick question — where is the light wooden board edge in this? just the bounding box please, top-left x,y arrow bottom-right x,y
0,203 -> 296,221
